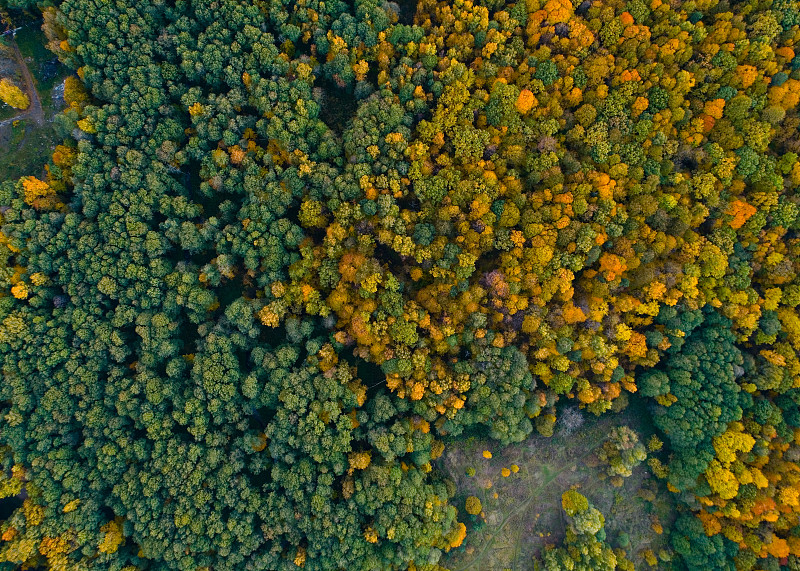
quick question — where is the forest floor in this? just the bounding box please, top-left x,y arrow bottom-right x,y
0,24 -> 69,180
438,397 -> 675,570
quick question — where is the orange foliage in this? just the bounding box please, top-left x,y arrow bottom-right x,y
22,177 -> 56,208
727,200 -> 757,229
515,89 -> 537,114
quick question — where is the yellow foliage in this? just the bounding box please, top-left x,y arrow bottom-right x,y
98,519 -> 124,555
577,385 -> 600,403
625,332 -> 648,359
348,451 -> 371,472
543,0 -> 573,23
703,98 -> 725,120
779,486 -> 800,507
599,253 -> 627,280
764,537 -> 790,558
0,78 -> 29,110
632,96 -> 650,116
294,547 -> 307,567
705,460 -> 739,500
647,435 -> 663,452
258,304 -> 282,327
465,495 -> 482,515
76,117 -> 96,133
1,537 -> 37,562
188,102 -> 205,116
752,468 -> 769,489
713,423 -> 755,464
11,282 -> 28,300
64,76 -> 88,109
562,303 -> 586,324
296,62 -> 313,81
39,535 -> 70,560
22,499 -> 44,526
364,527 -> 378,543
561,489 -> 589,516
643,549 -> 658,566
698,511 -> 722,535
22,176 -> 55,207
736,65 -> 759,88
446,522 -> 467,549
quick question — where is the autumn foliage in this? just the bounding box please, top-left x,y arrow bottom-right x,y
0,78 -> 29,110
0,0 -> 798,568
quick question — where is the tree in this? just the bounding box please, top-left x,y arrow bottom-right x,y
540,490 -> 630,571
3,0 -> 800,566
646,307 -> 746,491
598,426 -> 646,486
670,515 -> 739,570
0,78 -> 29,110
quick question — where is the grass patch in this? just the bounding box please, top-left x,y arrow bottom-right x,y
0,103 -> 18,122
14,26 -> 66,94
438,400 -> 675,570
0,116 -> 59,180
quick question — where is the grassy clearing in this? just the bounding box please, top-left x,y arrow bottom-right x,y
0,27 -> 70,180
0,117 -> 60,180
0,98 -> 19,122
14,26 -> 64,94
438,398 -> 675,570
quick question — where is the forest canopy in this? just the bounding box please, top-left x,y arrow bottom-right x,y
0,0 -> 799,568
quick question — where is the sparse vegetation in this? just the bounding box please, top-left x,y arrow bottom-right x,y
438,404 -> 674,570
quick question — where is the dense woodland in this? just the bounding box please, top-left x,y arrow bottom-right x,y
0,0 -> 799,568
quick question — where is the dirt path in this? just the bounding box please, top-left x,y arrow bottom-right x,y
0,115 -> 18,129
8,37 -> 43,125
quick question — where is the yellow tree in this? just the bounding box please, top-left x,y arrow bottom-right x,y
0,78 -> 29,110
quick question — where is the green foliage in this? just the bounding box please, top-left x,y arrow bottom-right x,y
2,0 -> 800,566
647,307 -> 745,490
598,426 -> 646,483
541,491 -> 628,571
670,515 -> 739,571
441,345 -> 535,445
